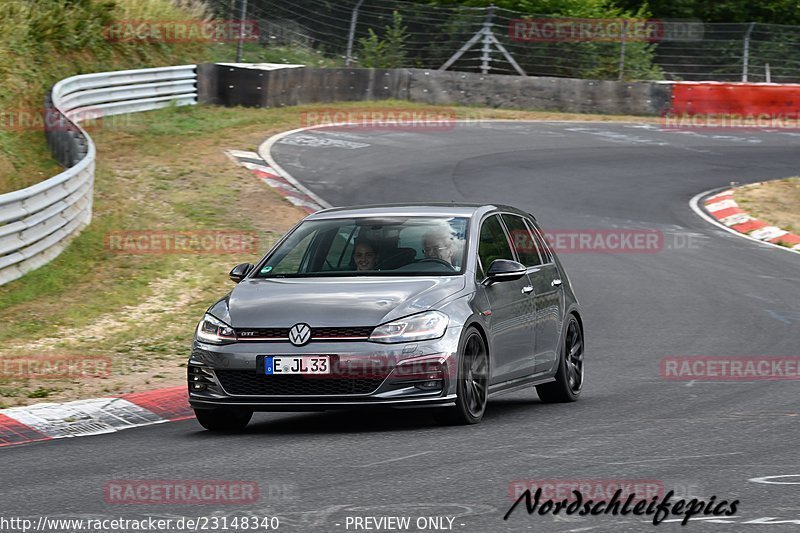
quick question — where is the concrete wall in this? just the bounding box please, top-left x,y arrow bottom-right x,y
200,65 -> 408,108
198,65 -> 671,116
405,70 -> 671,116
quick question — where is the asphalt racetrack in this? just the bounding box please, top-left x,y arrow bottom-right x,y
3,122 -> 800,532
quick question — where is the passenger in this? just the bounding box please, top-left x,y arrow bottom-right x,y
353,239 -> 380,271
422,226 -> 457,265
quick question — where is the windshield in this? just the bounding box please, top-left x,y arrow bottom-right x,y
254,217 -> 469,277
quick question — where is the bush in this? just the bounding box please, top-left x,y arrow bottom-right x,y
358,11 -> 409,68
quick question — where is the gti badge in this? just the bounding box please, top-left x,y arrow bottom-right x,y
288,323 -> 312,346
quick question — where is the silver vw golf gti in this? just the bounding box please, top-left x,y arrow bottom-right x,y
188,204 -> 584,430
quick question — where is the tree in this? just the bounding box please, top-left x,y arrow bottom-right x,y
613,0 -> 800,25
358,11 -> 409,68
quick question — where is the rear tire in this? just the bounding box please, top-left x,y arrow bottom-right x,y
537,314 -> 583,403
193,408 -> 253,431
434,327 -> 488,425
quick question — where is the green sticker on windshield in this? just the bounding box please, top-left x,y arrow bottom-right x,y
261,266 -> 273,273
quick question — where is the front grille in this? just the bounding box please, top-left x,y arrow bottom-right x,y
215,369 -> 384,396
235,328 -> 288,339
234,326 -> 373,340
313,326 -> 373,338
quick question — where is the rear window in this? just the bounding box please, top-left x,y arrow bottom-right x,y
501,214 -> 542,267
525,219 -> 554,263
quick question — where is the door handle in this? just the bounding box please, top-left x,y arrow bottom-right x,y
551,279 -> 563,287
521,285 -> 534,294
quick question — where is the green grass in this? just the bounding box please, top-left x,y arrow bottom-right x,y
27,387 -> 54,399
0,128 -> 63,188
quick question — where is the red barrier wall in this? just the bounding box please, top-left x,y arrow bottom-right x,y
671,83 -> 800,115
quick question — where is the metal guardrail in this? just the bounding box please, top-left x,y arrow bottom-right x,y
0,65 -> 198,286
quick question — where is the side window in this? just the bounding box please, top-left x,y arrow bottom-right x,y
478,215 -> 514,272
501,214 -> 542,267
525,219 -> 553,263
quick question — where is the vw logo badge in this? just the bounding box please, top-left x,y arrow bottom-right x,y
288,323 -> 312,346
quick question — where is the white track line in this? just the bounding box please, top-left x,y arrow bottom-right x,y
257,125 -> 334,209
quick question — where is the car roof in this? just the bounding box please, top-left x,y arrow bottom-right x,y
305,203 -> 531,220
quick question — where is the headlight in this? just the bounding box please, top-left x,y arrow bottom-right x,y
369,311 -> 449,344
195,313 -> 236,344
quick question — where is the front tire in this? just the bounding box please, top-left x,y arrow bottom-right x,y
434,327 -> 488,425
537,314 -> 583,403
193,408 -> 253,431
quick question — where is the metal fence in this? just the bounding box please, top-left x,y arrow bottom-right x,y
0,65 -> 198,286
217,0 -> 800,82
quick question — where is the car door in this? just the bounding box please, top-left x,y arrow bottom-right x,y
501,213 -> 548,378
477,214 -> 536,383
524,218 -> 565,374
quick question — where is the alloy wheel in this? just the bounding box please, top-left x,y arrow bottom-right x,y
462,333 -> 488,418
565,318 -> 584,394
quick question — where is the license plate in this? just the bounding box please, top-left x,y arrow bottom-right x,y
265,356 -> 331,375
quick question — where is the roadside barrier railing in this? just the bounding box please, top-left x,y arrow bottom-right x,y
0,65 -> 197,286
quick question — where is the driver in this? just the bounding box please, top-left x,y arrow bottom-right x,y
422,226 -> 456,265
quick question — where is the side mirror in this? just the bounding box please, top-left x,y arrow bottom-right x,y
483,259 -> 526,285
229,263 -> 254,283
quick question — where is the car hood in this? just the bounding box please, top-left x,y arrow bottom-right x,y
211,276 -> 467,328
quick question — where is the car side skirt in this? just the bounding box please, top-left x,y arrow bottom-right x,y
488,375 -> 556,398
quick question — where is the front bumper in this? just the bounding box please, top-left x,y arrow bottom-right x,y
189,395 -> 458,412
187,326 -> 462,412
